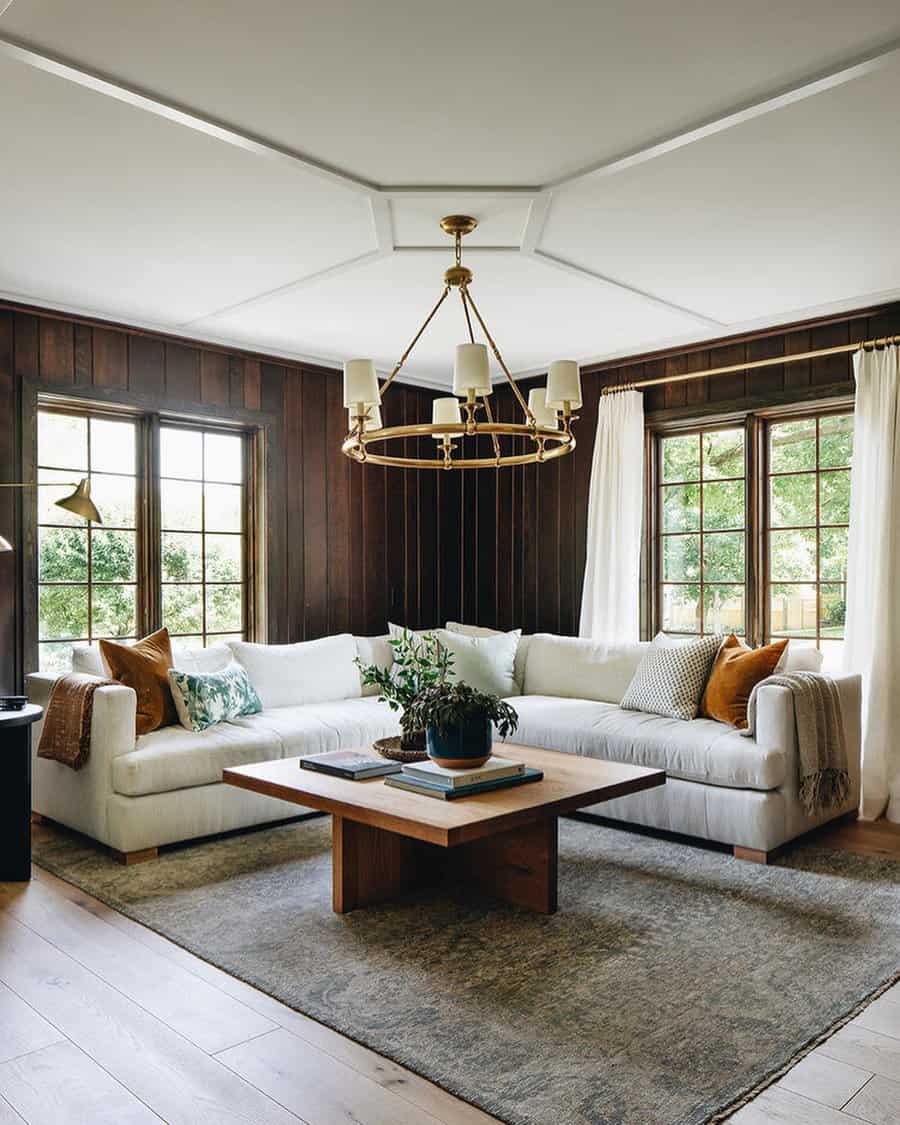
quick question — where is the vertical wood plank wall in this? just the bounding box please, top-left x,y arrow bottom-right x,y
0,304 -> 445,692
469,302 -> 900,636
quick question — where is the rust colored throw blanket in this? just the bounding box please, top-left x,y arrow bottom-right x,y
38,674 -> 114,770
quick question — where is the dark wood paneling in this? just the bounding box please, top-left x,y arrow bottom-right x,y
92,328 -> 128,389
38,320 -> 74,385
200,351 -> 229,407
165,343 -> 200,401
128,336 -> 165,397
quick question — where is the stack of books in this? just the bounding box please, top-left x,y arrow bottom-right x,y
384,755 -> 542,800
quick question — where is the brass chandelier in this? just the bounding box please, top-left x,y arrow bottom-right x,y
341,215 -> 582,470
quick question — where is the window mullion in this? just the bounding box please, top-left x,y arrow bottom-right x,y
140,413 -> 162,635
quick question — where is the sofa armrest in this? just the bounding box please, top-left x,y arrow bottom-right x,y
26,672 -> 138,761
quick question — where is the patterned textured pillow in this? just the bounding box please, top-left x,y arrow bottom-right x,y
167,662 -> 262,732
620,634 -> 723,721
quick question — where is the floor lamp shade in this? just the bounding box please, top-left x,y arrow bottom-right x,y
0,536 -> 11,552
343,359 -> 379,408
56,478 -> 102,523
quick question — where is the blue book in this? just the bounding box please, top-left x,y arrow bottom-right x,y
384,767 -> 543,800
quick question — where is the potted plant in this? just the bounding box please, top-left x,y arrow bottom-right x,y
356,629 -> 453,754
404,681 -> 519,769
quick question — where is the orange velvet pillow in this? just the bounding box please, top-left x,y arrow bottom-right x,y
700,634 -> 788,729
100,628 -> 178,736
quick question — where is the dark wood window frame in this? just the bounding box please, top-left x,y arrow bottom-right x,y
646,395 -> 854,649
27,396 -> 262,671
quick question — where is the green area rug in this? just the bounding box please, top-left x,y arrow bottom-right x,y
33,816 -> 900,1125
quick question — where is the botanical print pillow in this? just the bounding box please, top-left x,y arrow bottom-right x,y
167,662 -> 262,732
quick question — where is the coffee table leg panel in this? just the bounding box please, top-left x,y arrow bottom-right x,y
450,816 -> 558,914
332,815 -> 436,913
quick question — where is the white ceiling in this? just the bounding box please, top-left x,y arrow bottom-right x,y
1,0 -> 899,385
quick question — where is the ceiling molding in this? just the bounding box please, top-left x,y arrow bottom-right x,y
393,245 -> 520,253
531,250 -> 725,328
370,196 -> 394,251
546,37 -> 900,191
520,194 -> 552,254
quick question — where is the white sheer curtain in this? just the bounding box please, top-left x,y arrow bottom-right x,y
844,345 -> 900,821
579,389 -> 644,642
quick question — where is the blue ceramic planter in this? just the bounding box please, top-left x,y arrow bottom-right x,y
426,715 -> 493,769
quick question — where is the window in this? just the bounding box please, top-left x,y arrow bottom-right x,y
766,413 -> 853,671
37,411 -> 139,672
35,405 -> 254,671
160,426 -> 246,649
658,427 -> 746,636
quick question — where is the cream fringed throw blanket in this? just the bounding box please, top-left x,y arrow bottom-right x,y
743,672 -> 850,814
38,673 -> 114,770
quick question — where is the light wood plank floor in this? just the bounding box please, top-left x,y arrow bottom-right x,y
0,818 -> 895,1125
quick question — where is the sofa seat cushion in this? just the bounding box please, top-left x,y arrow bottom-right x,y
113,698 -> 400,798
505,695 -> 787,791
113,721 -> 284,798
229,697 -> 400,758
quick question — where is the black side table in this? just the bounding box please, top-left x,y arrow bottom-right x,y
0,704 -> 43,881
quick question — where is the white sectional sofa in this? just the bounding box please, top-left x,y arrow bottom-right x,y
26,631 -> 861,863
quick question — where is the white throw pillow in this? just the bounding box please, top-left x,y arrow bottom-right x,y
778,642 -> 825,673
523,634 -> 650,704
620,633 -> 723,721
227,635 -> 361,709
434,628 -> 520,697
444,622 -> 529,688
355,635 -> 393,696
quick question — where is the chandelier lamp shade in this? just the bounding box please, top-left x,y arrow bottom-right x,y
341,215 -> 580,470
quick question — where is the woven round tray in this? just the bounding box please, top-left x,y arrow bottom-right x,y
372,736 -> 428,763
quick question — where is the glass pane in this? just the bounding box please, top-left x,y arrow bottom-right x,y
162,532 -> 203,582
770,473 -> 816,528
702,429 -> 744,479
90,418 -> 135,475
818,639 -> 844,673
820,469 -> 850,525
703,480 -> 744,531
161,480 -> 203,531
161,428 -> 202,480
703,531 -> 744,582
163,584 -> 204,634
206,584 -> 242,633
662,585 -> 700,633
39,584 -> 88,640
820,584 -> 846,638
204,433 -> 243,484
703,585 -> 745,635
663,535 -> 700,581
92,584 -> 136,638
38,413 -> 87,471
770,583 -> 818,636
770,418 -> 816,473
819,414 -> 853,469
205,534 -> 242,581
770,529 -> 816,581
204,483 -> 242,533
662,484 -> 700,532
39,526 -> 87,582
90,473 -> 136,528
91,529 -> 136,582
820,526 -> 849,582
662,435 -> 699,482
39,641 -> 75,674
38,468 -> 86,526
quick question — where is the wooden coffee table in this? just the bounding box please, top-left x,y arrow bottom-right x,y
223,745 -> 665,915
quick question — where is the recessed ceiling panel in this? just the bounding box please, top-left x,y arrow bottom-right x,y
0,56 -> 375,326
4,0 -> 900,184
197,252 -> 702,380
541,64 -> 900,325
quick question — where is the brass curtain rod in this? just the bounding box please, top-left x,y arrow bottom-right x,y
600,334 -> 900,394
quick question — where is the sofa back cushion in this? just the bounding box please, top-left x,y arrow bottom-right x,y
227,634 -> 361,709
435,628 -> 520,697
523,634 -> 650,704
355,635 -> 393,696
73,641 -> 232,677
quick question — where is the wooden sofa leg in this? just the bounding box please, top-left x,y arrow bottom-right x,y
734,845 -> 771,865
111,847 -> 158,866
30,812 -> 45,825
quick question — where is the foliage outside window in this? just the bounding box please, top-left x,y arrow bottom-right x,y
36,406 -> 251,672
160,426 -> 246,649
37,412 -> 139,673
658,427 -> 746,636
767,413 -> 852,671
